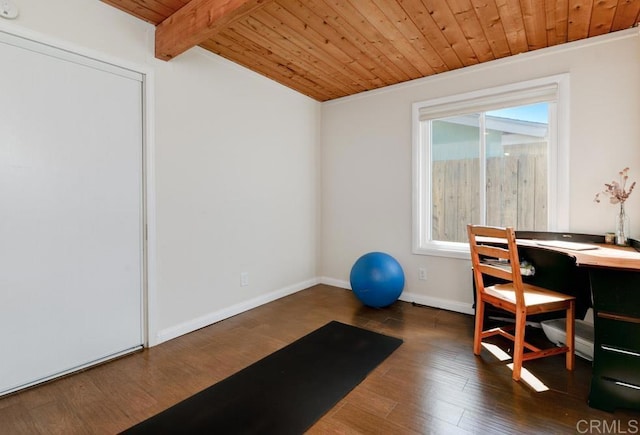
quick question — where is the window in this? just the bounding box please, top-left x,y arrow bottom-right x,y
412,75 -> 569,258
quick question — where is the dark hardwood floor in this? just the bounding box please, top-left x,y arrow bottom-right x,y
1,284 -> 638,434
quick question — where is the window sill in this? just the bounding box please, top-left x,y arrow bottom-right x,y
413,243 -> 472,260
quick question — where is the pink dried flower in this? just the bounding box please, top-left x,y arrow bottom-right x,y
594,167 -> 636,204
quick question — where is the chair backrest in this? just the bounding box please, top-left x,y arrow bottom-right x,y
467,225 -> 525,308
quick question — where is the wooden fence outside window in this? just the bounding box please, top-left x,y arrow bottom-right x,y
432,153 -> 548,243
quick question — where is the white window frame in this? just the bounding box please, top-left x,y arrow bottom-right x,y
412,74 -> 570,258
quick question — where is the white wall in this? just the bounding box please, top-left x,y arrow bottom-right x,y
1,0 -> 321,344
154,53 -> 320,340
320,29 -> 640,313
4,0 -> 638,342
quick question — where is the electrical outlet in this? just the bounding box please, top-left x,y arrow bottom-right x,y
240,272 -> 249,287
418,267 -> 427,281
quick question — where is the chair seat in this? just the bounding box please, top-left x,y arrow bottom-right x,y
486,283 -> 575,307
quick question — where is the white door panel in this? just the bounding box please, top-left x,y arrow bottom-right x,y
0,32 -> 144,394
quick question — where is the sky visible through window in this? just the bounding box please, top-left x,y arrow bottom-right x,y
489,102 -> 548,124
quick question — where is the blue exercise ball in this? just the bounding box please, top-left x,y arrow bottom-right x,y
350,252 -> 405,308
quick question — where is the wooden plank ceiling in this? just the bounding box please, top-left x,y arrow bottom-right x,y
103,0 -> 640,101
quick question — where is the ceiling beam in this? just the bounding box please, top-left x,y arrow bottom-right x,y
155,0 -> 266,61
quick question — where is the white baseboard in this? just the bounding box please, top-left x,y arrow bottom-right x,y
318,277 -> 474,315
155,276 -> 473,345
154,278 -> 320,345
399,291 -> 474,315
319,276 -> 351,290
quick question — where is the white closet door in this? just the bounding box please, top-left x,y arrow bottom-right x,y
0,32 -> 144,395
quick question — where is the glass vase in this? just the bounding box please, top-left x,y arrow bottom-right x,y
615,202 -> 630,246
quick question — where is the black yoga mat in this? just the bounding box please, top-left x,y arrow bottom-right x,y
122,320 -> 403,434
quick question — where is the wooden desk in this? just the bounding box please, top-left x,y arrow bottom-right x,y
515,238 -> 640,270
506,235 -> 640,412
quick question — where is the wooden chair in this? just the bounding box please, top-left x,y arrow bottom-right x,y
467,224 -> 575,381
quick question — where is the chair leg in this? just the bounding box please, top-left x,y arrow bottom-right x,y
565,301 -> 575,371
512,310 -> 526,381
473,299 -> 485,355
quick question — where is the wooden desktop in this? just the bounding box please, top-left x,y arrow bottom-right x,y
474,231 -> 640,412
